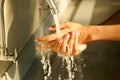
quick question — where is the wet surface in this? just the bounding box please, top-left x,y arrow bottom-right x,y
24,41 -> 120,80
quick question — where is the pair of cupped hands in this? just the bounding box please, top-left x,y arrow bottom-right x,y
35,22 -> 89,56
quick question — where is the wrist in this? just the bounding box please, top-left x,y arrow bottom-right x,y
85,26 -> 93,43
87,26 -> 99,42
78,26 -> 93,43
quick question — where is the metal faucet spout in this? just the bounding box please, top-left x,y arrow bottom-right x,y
47,0 -> 58,14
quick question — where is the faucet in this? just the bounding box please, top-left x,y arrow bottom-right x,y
47,0 -> 59,15
0,0 -> 7,56
0,0 -> 17,62
0,0 -> 57,61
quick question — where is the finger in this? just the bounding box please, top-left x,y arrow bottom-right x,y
60,34 -> 70,55
48,22 -> 69,31
35,28 -> 71,42
79,44 -> 87,52
72,31 -> 79,55
75,44 -> 87,55
53,38 -> 63,52
36,44 -> 50,50
35,34 -> 57,42
67,31 -> 75,55
36,41 -> 55,50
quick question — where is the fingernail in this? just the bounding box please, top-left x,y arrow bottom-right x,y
75,31 -> 78,35
67,34 -> 70,38
36,47 -> 39,50
72,31 -> 75,35
35,39 -> 39,42
57,38 -> 62,43
48,27 -> 52,30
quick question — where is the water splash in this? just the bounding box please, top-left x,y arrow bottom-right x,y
40,49 -> 52,80
40,13 -> 84,80
53,13 -> 77,80
53,14 -> 61,37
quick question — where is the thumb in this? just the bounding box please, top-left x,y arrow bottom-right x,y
79,44 -> 87,52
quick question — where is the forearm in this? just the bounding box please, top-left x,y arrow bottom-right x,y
88,24 -> 120,42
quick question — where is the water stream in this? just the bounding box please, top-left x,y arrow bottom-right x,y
40,14 -> 80,80
40,49 -> 52,80
53,14 -> 77,80
53,14 -> 61,37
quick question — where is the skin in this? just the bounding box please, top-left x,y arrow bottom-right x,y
35,22 -> 120,56
35,22 -> 88,56
36,9 -> 120,56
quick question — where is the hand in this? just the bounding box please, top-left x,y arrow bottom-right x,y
51,31 -> 87,56
35,22 -> 90,42
35,22 -> 90,56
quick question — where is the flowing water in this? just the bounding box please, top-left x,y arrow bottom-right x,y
53,14 -> 61,37
40,14 -> 81,80
53,14 -> 77,80
40,49 -> 52,80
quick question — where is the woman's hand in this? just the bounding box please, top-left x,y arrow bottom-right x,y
35,22 -> 90,56
52,31 -> 87,56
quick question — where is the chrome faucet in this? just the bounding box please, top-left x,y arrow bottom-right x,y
0,0 -> 7,56
47,0 -> 59,14
0,0 -> 17,62
0,0 -> 58,61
